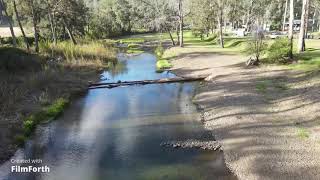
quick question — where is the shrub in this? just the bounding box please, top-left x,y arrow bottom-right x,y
46,98 -> 69,118
266,38 -> 291,64
244,31 -> 268,62
155,44 -> 165,58
22,98 -> 69,136
23,118 -> 35,136
157,59 -> 173,70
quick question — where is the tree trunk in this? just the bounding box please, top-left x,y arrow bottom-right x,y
32,15 -> 39,52
218,7 -> 224,48
288,0 -> 294,59
63,19 -> 77,45
298,0 -> 309,53
245,0 -> 253,31
168,30 -> 175,46
178,0 -> 184,47
0,0 -> 17,47
13,0 -> 29,50
282,0 -> 288,31
47,4 -> 57,45
176,25 -> 180,44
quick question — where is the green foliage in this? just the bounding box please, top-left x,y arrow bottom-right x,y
155,45 -> 165,58
244,40 -> 268,60
127,48 -> 144,54
157,59 -> 172,70
46,98 -> 69,117
23,98 -> 69,137
266,38 -> 291,64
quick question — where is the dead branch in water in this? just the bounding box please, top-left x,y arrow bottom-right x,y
88,76 -> 207,89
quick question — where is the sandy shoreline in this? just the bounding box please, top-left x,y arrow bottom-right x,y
170,50 -> 320,180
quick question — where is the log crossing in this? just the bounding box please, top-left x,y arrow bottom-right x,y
88,76 -> 207,89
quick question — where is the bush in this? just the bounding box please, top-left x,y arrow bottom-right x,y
155,44 -> 164,58
266,38 -> 291,63
22,98 -> 69,136
157,59 -> 172,70
46,98 -> 69,118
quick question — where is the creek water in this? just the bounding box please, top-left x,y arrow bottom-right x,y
0,53 -> 236,180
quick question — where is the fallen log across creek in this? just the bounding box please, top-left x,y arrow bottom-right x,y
88,76 -> 207,89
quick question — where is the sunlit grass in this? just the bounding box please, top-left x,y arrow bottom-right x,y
39,40 -> 117,64
157,59 -> 173,70
289,40 -> 320,72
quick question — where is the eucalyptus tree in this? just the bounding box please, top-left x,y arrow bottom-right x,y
13,0 -> 29,50
298,0 -> 310,53
288,0 -> 294,59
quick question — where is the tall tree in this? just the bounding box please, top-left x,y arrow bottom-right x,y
288,0 -> 294,59
178,0 -> 184,47
298,0 -> 310,53
282,0 -> 288,31
217,0 -> 224,48
13,0 -> 30,50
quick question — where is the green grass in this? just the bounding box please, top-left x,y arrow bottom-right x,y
16,98 -> 69,146
288,40 -> 320,72
126,43 -> 144,54
289,51 -> 320,72
127,48 -> 144,54
297,127 -> 310,139
157,59 -> 173,70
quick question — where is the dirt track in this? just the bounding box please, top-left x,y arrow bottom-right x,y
171,48 -> 320,180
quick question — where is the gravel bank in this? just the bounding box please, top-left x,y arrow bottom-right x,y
171,50 -> 320,180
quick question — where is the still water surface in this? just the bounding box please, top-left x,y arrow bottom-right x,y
0,53 -> 236,180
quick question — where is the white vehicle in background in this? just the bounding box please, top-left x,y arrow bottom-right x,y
268,32 -> 287,39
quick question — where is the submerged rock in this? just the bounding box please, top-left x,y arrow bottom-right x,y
160,140 -> 221,151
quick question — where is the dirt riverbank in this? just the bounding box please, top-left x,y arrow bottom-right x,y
170,48 -> 320,180
0,49 -> 110,163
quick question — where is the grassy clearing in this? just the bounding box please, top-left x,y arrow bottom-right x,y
289,43 -> 320,72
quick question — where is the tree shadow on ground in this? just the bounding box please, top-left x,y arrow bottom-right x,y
182,61 -> 320,179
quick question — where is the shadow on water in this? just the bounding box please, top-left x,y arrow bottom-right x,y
0,53 -> 236,180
